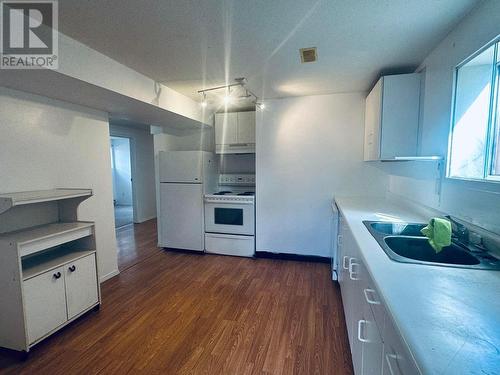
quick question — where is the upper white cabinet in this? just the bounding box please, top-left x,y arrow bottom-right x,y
215,112 -> 238,145
364,73 -> 421,161
215,111 -> 256,154
236,111 -> 256,144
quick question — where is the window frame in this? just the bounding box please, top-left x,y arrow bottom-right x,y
487,62 -> 500,180
447,35 -> 500,183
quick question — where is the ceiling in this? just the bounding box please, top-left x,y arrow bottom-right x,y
58,0 -> 480,102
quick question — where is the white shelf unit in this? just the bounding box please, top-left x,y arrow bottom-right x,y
0,188 -> 93,214
0,188 -> 100,354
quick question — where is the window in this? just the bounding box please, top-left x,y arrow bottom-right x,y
448,37 -> 500,181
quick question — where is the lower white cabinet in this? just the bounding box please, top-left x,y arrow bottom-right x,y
24,266 -> 67,344
0,189 -> 99,353
338,213 -> 420,375
23,253 -> 99,345
382,315 -> 420,375
361,302 -> 383,375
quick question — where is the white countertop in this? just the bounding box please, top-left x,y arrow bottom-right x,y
335,196 -> 500,375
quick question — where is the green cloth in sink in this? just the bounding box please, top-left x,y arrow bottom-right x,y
421,218 -> 452,253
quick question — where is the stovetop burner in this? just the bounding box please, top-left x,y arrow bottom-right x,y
213,191 -> 233,195
212,191 -> 255,196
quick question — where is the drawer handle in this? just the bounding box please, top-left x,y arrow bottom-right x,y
364,288 -> 381,305
348,258 -> 359,280
69,265 -> 76,272
357,320 -> 369,343
342,256 -> 350,270
385,353 -> 401,375
53,272 -> 61,279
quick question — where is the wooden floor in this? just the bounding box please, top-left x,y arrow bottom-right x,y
0,220 -> 353,375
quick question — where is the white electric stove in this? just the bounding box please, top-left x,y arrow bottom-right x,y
204,175 -> 255,257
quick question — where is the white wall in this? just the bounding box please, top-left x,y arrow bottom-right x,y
256,93 -> 388,257
218,154 -> 256,174
110,124 -> 157,223
0,87 -> 118,281
111,137 -> 133,206
387,0 -> 500,234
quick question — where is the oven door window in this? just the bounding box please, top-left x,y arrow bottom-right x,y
214,207 -> 243,226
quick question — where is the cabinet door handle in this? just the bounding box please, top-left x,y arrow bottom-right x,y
348,258 -> 359,280
385,353 -> 401,375
364,288 -> 381,305
337,234 -> 343,246
53,272 -> 61,279
69,265 -> 76,272
357,320 -> 369,343
342,256 -> 350,270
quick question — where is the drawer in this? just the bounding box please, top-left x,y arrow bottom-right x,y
24,267 -> 67,344
205,233 -> 254,257
65,254 -> 99,319
382,315 -> 420,375
362,279 -> 386,333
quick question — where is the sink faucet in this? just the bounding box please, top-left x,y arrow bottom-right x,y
445,215 -> 469,245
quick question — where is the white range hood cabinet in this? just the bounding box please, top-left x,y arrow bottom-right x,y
215,111 -> 256,154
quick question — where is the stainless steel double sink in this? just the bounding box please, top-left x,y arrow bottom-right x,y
363,221 -> 500,270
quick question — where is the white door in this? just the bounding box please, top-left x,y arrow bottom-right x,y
65,254 -> 99,319
215,112 -> 238,145
237,112 -> 256,144
159,151 -> 203,183
24,267 -> 67,344
160,183 -> 204,250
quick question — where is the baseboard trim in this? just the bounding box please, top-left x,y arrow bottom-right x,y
135,215 -> 157,224
163,247 -> 205,255
100,269 -> 120,283
255,251 -> 330,263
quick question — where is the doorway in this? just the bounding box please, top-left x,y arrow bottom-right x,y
110,136 -> 134,228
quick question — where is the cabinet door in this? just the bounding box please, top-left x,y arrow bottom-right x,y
364,78 -> 383,161
342,228 -> 365,374
380,74 -> 420,159
337,221 -> 345,285
65,254 -> 99,319
215,112 -> 238,145
24,267 -> 67,344
382,316 -> 420,375
349,254 -> 365,375
237,111 -> 256,144
361,302 -> 383,375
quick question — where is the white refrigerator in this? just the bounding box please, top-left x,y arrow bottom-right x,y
158,151 -> 216,251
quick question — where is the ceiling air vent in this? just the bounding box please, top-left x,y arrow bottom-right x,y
300,47 -> 317,63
